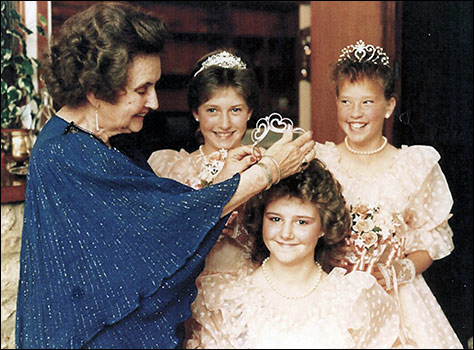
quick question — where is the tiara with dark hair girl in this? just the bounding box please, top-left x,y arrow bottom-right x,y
193,51 -> 247,77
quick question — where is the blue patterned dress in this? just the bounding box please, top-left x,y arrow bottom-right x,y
15,116 -> 240,349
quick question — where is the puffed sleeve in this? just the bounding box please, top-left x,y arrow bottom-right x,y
186,271 -> 251,349
148,149 -> 203,189
401,146 -> 454,260
325,269 -> 401,348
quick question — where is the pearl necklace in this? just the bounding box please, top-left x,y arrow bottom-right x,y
261,257 -> 322,300
344,136 -> 387,155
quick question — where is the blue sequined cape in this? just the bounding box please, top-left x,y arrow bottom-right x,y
16,116 -> 240,349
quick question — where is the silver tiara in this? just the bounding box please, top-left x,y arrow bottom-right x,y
251,113 -> 305,147
338,40 -> 390,67
193,51 -> 247,77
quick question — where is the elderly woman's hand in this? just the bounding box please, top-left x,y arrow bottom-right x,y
215,126 -> 315,186
263,127 -> 315,180
217,128 -> 315,217
213,145 -> 259,183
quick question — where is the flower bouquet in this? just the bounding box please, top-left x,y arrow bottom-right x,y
344,202 -> 405,273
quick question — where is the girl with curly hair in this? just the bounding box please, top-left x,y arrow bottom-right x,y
186,159 -> 400,349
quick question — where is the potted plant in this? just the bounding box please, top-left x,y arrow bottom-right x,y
1,0 -> 48,129
1,0 -> 47,165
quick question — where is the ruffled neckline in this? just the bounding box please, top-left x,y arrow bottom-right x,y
191,267 -> 400,349
209,267 -> 375,329
316,141 -> 415,181
315,142 -> 442,204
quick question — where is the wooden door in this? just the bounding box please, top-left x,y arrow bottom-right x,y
309,1 -> 401,144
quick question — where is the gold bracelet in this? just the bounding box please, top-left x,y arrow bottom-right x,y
256,162 -> 273,190
262,155 -> 281,184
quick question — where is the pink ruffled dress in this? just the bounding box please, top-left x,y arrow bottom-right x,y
315,142 -> 463,349
186,267 -> 400,349
148,149 -> 208,190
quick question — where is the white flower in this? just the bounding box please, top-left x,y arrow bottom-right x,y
198,148 -> 227,187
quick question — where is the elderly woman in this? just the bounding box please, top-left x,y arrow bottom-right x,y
15,3 -> 315,349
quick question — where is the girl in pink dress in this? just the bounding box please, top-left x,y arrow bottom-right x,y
148,49 -> 317,342
316,40 -> 463,348
186,159 -> 401,349
148,49 -> 261,271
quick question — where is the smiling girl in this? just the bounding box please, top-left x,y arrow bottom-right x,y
315,40 -> 462,348
186,159 -> 400,349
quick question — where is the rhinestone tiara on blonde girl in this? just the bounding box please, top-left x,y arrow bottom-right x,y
338,40 -> 390,67
193,50 -> 247,77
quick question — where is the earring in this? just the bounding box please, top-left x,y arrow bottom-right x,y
195,118 -> 199,122
95,109 -> 100,131
385,113 -> 391,119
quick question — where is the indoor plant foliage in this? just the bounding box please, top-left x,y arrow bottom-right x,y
1,0 -> 46,130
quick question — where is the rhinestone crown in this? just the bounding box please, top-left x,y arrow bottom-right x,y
194,51 -> 247,77
338,40 -> 390,67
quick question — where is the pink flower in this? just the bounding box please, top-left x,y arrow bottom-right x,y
352,203 -> 371,218
353,219 -> 374,233
360,231 -> 378,248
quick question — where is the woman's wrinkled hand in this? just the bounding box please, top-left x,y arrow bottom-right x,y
212,127 -> 315,186
264,127 -> 315,179
213,145 -> 258,183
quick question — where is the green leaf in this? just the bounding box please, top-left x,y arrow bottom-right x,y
9,104 -> 20,116
1,0 -> 47,129
7,86 -> 22,101
2,110 -> 13,128
22,59 -> 34,75
17,20 -> 33,35
37,26 -> 46,36
10,7 -> 21,22
38,14 -> 47,26
1,47 -> 12,61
